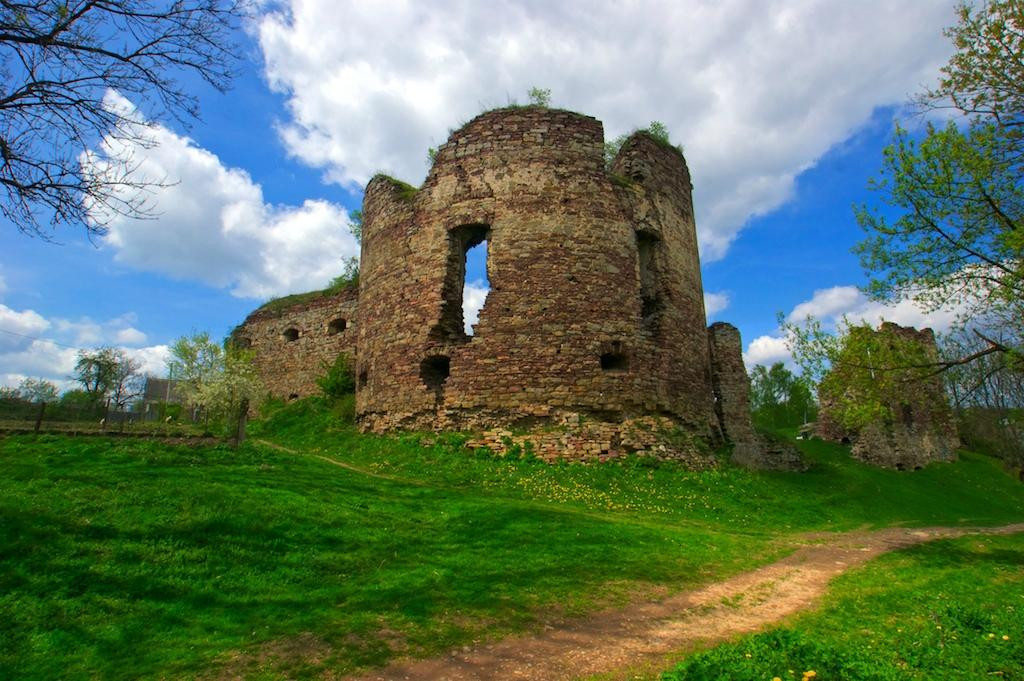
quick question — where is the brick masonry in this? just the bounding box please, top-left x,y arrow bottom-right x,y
238,107 -> 794,469
232,288 -> 358,402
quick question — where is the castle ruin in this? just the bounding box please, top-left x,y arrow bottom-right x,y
815,322 -> 960,470
235,107 -> 794,468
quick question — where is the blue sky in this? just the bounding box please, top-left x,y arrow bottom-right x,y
0,1 -> 968,388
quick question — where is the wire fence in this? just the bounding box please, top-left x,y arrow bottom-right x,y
0,397 -> 216,438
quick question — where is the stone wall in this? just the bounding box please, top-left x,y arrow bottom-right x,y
355,107 -> 721,441
816,322 -> 960,470
236,106 -> 789,470
232,288 -> 358,401
708,322 -> 804,470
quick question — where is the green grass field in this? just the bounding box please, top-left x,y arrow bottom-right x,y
2,397 -> 1023,679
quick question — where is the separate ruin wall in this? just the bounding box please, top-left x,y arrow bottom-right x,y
355,107 -> 721,445
816,323 -> 960,470
233,288 -> 358,401
708,322 -> 804,470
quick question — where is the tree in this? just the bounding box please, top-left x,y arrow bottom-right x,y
108,355 -> 143,410
192,346 -> 262,422
73,346 -> 120,401
73,346 -> 140,408
1,0 -> 249,238
17,377 -> 58,402
784,317 -> 949,432
854,0 -> 1023,363
168,330 -> 262,428
316,352 -> 355,400
749,362 -> 816,430
168,330 -> 223,405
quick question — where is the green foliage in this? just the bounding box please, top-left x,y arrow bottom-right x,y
856,0 -> 1023,350
427,146 -> 438,166
348,209 -> 363,244
784,317 -> 938,431
316,352 -> 355,400
57,389 -> 96,411
527,86 -> 551,107
604,121 -> 684,167
328,255 -> 360,290
750,363 -> 817,430
73,346 -> 141,409
853,120 -> 1024,328
662,532 -> 1024,680
255,257 -> 360,315
16,378 -> 58,403
191,347 -> 263,425
373,173 -> 418,202
168,331 -> 223,408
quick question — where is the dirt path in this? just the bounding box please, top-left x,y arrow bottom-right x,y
345,523 -> 1024,681
255,439 -> 420,485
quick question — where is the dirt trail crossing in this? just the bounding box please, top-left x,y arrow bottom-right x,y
346,523 -> 1024,681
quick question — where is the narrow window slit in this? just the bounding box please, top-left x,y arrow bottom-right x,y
432,223 -> 490,341
636,230 -> 663,330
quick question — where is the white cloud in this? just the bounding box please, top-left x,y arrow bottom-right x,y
704,291 -> 730,320
258,0 -> 954,260
463,280 -> 490,335
787,285 -> 963,331
114,327 -> 148,345
0,270 -> 6,298
0,302 -> 168,390
0,304 -> 49,351
744,284 -> 967,369
87,92 -> 359,299
743,334 -> 794,368
0,340 -> 79,391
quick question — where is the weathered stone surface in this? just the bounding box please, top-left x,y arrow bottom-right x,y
708,322 -> 804,470
816,322 -> 960,470
232,288 -> 358,401
357,107 -> 721,443
238,107 -> 779,470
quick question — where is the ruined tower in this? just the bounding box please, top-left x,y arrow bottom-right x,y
355,107 -> 721,439
816,322 -> 960,469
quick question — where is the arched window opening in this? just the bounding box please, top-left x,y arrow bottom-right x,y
328,318 -> 347,335
463,239 -> 490,336
282,328 -> 299,342
433,223 -> 490,342
636,230 -> 663,330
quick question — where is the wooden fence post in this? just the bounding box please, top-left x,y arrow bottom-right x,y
234,399 -> 249,447
34,402 -> 46,434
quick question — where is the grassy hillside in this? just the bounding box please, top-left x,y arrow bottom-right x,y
2,398 -> 1023,679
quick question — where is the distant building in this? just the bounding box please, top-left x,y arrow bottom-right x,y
141,377 -> 185,416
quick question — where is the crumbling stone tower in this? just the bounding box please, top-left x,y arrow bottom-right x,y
816,322 -> 960,469
356,107 -> 722,439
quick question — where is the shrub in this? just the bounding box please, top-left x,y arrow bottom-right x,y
317,353 -> 355,400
